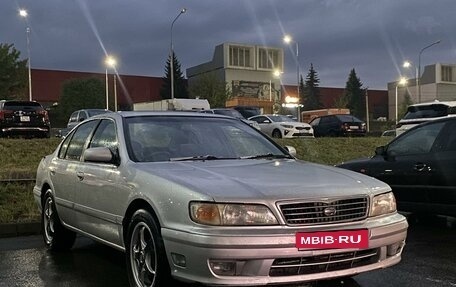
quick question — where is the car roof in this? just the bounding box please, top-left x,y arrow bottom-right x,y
408,100 -> 456,108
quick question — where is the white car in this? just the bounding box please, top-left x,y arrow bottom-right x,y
249,114 -> 314,138
396,100 -> 456,136
199,108 -> 261,130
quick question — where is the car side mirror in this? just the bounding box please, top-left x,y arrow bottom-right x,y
284,145 -> 297,157
79,117 -> 85,122
83,147 -> 116,164
375,146 -> 386,156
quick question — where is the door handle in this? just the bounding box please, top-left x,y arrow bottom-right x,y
414,163 -> 428,172
76,171 -> 85,181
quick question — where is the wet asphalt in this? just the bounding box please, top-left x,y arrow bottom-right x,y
0,214 -> 455,287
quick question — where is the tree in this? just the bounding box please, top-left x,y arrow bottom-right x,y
54,78 -> 105,125
399,91 -> 414,119
302,63 -> 322,111
0,43 -> 28,100
188,73 -> 231,108
160,53 -> 189,99
344,69 -> 365,119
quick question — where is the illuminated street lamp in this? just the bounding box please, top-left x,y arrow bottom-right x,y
283,34 -> 301,121
418,40 -> 441,103
105,56 -> 117,110
170,8 -> 187,100
395,77 -> 408,125
19,9 -> 32,101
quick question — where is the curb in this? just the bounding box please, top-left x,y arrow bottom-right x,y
0,222 -> 41,238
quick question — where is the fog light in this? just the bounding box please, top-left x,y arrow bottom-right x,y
209,261 -> 236,276
171,253 -> 186,267
387,241 -> 403,256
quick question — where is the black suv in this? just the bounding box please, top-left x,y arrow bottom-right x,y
309,114 -> 366,137
0,100 -> 51,138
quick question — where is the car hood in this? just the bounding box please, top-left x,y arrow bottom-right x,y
134,159 -> 389,202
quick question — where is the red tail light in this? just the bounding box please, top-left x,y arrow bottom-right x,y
0,110 -> 13,120
38,110 -> 50,122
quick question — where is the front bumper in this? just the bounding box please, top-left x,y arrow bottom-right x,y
162,213 -> 407,286
283,128 -> 314,138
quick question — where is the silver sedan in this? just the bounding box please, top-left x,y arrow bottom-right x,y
33,111 -> 407,287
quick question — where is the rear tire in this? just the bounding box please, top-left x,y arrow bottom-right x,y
126,209 -> 171,287
42,189 -> 76,251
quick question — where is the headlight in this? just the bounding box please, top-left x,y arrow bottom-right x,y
189,202 -> 278,226
280,124 -> 294,129
370,192 -> 397,217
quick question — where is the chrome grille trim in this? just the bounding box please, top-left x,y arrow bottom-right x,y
278,196 -> 369,225
270,248 -> 379,276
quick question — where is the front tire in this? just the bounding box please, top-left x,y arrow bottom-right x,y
42,189 -> 76,251
272,129 -> 282,138
126,209 -> 171,287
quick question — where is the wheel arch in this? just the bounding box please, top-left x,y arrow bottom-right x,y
40,182 -> 52,206
122,199 -> 161,244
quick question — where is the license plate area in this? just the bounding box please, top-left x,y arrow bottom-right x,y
296,230 -> 369,249
20,116 -> 30,122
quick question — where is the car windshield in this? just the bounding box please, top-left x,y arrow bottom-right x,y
87,110 -> 110,117
403,104 -> 448,119
124,116 -> 286,162
213,109 -> 244,119
336,115 -> 363,122
269,115 -> 296,122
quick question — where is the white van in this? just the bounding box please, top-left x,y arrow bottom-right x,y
396,100 -> 456,136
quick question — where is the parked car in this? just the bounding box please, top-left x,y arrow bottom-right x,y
396,100 -> 456,136
0,100 -> 50,138
249,114 -> 314,138
232,105 -> 261,119
338,117 -> 456,217
199,108 -> 260,130
34,111 -> 407,287
309,114 -> 367,137
59,109 -> 112,137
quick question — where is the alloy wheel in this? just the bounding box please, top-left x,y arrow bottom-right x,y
130,222 -> 157,287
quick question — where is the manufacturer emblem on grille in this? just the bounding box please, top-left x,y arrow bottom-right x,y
324,207 -> 337,216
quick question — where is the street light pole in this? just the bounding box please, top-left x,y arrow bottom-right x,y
418,40 -> 441,103
170,8 -> 186,100
104,56 -> 117,110
113,74 -> 117,112
19,9 -> 32,101
105,68 -> 109,110
283,35 -> 301,121
403,61 -> 419,101
395,78 -> 407,125
365,87 -> 369,132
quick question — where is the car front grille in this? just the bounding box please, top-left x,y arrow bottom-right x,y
269,248 -> 379,276
278,197 -> 368,225
295,126 -> 310,130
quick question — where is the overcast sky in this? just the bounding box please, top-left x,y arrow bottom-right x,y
2,0 -> 455,90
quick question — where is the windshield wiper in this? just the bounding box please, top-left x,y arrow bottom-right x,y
241,153 -> 292,160
170,155 -> 238,162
